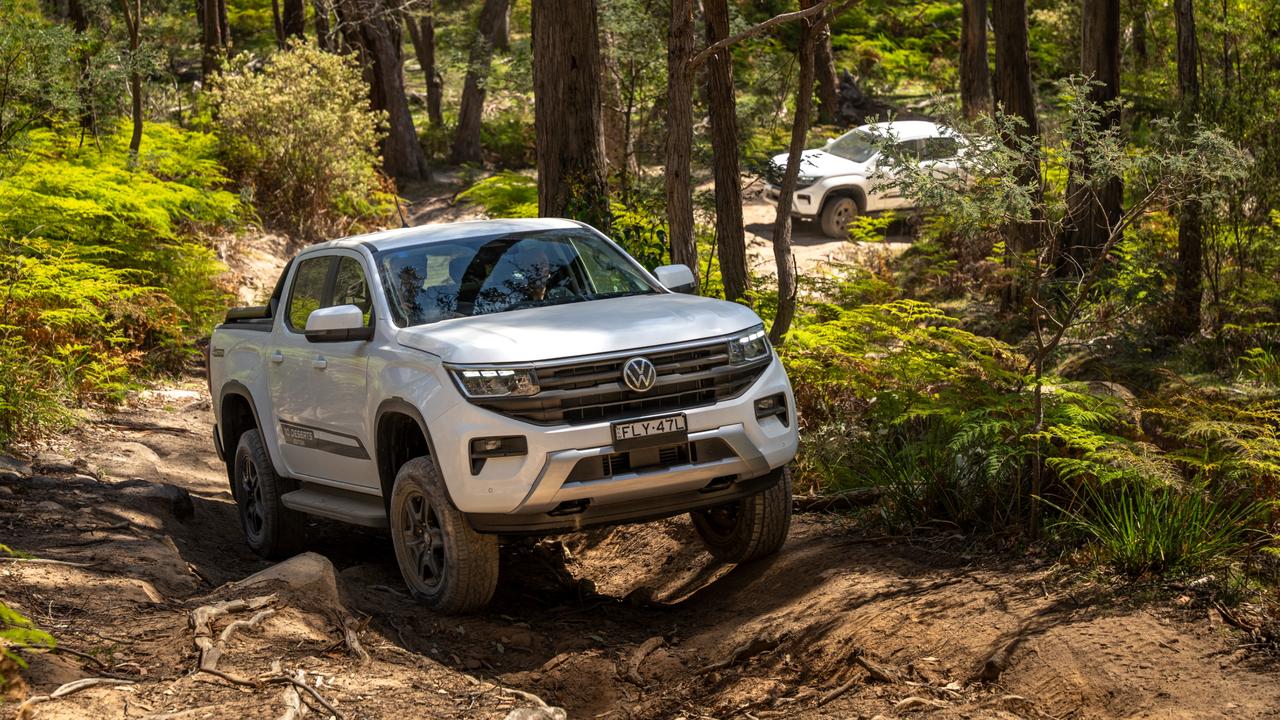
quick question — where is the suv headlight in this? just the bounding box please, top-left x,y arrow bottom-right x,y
728,325 -> 770,364
450,367 -> 540,398
796,174 -> 820,188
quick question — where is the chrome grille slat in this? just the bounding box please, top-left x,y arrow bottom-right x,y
468,338 -> 771,425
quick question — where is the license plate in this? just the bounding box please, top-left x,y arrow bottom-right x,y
611,414 -> 688,451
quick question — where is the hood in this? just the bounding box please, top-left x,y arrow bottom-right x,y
770,148 -> 872,180
395,293 -> 764,364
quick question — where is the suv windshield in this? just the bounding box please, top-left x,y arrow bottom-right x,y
826,130 -> 879,163
378,229 -> 658,327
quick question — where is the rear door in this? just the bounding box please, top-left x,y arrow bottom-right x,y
269,251 -> 377,490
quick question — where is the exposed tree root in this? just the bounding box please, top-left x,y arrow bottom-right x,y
626,636 -> 666,686
189,594 -> 277,672
699,632 -> 783,674
16,677 -> 135,719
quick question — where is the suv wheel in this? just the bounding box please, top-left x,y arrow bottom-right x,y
820,196 -> 859,238
234,429 -> 305,559
691,466 -> 792,563
390,458 -> 499,613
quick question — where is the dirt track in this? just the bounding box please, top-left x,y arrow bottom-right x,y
3,382 -> 1279,719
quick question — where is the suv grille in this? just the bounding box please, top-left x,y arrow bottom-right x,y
466,338 -> 771,425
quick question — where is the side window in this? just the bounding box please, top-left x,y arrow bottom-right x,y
286,257 -> 332,331
332,256 -> 373,327
890,139 -> 923,161
920,137 -> 960,162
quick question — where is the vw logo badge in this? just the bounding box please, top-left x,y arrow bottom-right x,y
622,356 -> 657,393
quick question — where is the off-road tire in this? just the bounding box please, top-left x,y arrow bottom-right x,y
390,457 -> 499,613
233,429 -> 305,559
820,196 -> 859,238
691,466 -> 793,563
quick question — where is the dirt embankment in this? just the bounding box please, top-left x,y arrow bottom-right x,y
2,384 -> 1278,720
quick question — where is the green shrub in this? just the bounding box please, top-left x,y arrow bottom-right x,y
456,171 -> 538,217
479,112 -> 536,168
211,40 -> 394,239
1052,483 -> 1272,576
0,123 -> 241,446
1,545 -> 55,691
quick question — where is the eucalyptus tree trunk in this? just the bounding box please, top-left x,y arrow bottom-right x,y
1063,0 -> 1122,273
282,0 -> 305,39
768,4 -> 818,344
200,0 -> 225,80
451,0 -> 509,164
406,14 -> 443,126
118,0 -> 143,162
992,0 -> 1040,308
337,0 -> 430,179
814,9 -> 838,125
314,0 -> 332,50
531,0 -> 611,231
960,0 -> 991,118
665,0 -> 697,275
703,0 -> 748,301
1171,0 -> 1203,336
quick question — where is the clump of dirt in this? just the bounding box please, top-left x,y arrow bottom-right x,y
3,385 -> 1279,720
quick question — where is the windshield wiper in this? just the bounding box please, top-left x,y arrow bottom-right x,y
589,290 -> 653,300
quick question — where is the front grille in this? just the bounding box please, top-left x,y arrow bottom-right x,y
468,338 -> 771,425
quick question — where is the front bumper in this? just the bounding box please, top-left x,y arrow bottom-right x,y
763,184 -> 820,219
429,354 -> 798,518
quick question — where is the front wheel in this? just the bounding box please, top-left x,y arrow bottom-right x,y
691,467 -> 792,563
390,458 -> 499,613
819,196 -> 859,238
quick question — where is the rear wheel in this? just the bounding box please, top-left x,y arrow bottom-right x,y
819,196 -> 859,238
390,458 -> 499,613
234,429 -> 305,559
691,467 -> 792,563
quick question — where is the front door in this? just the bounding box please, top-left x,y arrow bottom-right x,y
268,252 -> 377,490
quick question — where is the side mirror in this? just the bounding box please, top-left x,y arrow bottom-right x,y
305,305 -> 373,343
654,264 -> 697,294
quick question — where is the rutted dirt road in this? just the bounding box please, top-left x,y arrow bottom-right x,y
3,382 -> 1279,719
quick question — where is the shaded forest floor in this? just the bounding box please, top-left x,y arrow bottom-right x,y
3,382 -> 1279,719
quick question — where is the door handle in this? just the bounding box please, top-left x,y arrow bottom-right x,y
270,351 -> 284,364
311,356 -> 328,370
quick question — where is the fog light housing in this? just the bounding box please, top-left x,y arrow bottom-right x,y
754,393 -> 789,427
469,435 -> 528,474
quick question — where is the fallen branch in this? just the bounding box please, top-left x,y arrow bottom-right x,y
276,670 -> 306,720
816,674 -> 861,706
793,487 -> 884,514
626,636 -> 665,686
700,633 -> 782,674
264,675 -> 345,720
16,677 -> 134,719
0,557 -> 98,568
341,616 -> 371,664
50,645 -> 106,668
195,667 -> 346,720
855,654 -> 900,684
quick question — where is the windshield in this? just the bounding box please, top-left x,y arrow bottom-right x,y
826,130 -> 879,163
378,229 -> 658,327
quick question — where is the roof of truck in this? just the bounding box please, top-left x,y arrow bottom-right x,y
305,217 -> 585,254
857,120 -> 952,141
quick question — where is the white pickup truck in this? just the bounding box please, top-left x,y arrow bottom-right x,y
208,218 -> 798,612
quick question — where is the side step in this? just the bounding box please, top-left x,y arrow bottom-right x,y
281,484 -> 388,528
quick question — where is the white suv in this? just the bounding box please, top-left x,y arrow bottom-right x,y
208,218 -> 798,612
765,120 -> 965,238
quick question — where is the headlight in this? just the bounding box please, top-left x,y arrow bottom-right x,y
728,325 -> 770,364
451,367 -> 540,398
796,174 -> 820,188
